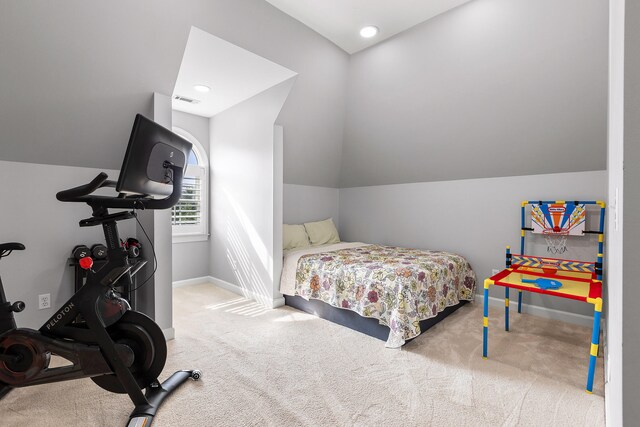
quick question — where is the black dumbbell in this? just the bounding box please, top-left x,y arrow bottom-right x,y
127,245 -> 140,258
126,238 -> 141,258
72,245 -> 90,260
91,244 -> 108,260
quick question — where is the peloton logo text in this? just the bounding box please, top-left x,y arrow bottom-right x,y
45,302 -> 75,330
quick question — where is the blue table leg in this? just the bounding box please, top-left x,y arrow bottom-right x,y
483,279 -> 490,359
586,299 -> 602,393
517,290 -> 523,313
505,287 -> 510,331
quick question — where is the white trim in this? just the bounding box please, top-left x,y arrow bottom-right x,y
172,127 -> 210,166
273,125 -> 284,313
172,233 -> 209,243
210,276 -> 285,309
172,276 -> 285,309
474,294 -> 595,328
174,278 -> 589,324
162,327 -> 175,341
172,276 -> 212,288
606,1 -> 625,424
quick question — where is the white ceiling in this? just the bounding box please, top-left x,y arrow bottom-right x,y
264,0 -> 474,54
172,27 -> 297,117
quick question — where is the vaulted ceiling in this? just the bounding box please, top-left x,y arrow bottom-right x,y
172,27 -> 297,117
263,0 -> 474,53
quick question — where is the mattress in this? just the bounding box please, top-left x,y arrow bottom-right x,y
280,243 -> 476,347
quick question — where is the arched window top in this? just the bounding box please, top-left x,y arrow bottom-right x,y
171,126 -> 209,242
172,127 -> 209,168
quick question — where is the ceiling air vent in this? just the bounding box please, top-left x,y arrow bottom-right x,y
173,95 -> 201,104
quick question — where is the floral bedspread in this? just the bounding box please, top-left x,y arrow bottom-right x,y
294,245 -> 476,347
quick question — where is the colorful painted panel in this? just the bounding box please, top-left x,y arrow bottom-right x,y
531,203 -> 586,235
511,255 -> 595,273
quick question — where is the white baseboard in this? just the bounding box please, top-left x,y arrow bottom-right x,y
176,278 -> 589,325
173,276 -> 285,309
172,276 -> 211,288
162,327 -> 175,341
474,294 -> 595,327
209,276 -> 285,308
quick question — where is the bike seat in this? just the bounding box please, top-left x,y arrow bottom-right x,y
0,242 -> 25,252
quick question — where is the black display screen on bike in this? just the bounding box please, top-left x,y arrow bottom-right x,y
116,114 -> 192,197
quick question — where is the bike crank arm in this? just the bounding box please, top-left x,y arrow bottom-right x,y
0,330 -> 134,387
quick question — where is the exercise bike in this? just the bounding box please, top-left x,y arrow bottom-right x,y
0,114 -> 200,426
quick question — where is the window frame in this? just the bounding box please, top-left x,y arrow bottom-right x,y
171,127 -> 209,243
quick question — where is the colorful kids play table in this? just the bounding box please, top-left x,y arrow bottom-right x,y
482,200 -> 605,393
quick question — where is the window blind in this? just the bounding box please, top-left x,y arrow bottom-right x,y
171,176 -> 201,226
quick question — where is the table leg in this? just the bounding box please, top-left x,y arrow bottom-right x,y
517,290 -> 523,313
483,279 -> 490,359
586,298 -> 602,393
505,287 -> 510,331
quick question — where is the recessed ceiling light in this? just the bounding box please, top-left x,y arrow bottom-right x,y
360,26 -> 379,38
193,84 -> 211,93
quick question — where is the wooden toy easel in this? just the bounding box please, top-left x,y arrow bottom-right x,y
482,200 -> 606,393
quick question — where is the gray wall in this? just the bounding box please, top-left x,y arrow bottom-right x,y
339,170 -> 606,318
172,110 -> 211,159
209,80 -> 294,306
172,241 -> 210,283
623,0 -> 640,421
283,184 -> 340,228
0,161 -> 134,329
340,0 -> 608,187
171,110 -> 211,283
0,0 -> 349,188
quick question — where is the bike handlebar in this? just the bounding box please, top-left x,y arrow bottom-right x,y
55,165 -> 184,211
56,172 -> 109,201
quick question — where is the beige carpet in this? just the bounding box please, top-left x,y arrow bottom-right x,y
1,283 -> 604,426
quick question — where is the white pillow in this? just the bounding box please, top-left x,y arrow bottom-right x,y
283,224 -> 311,251
304,218 -> 340,246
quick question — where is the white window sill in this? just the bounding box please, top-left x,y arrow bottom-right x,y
172,233 -> 210,244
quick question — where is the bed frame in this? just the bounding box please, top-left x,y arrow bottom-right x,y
284,295 -> 468,343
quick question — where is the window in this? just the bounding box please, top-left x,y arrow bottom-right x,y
171,127 -> 209,243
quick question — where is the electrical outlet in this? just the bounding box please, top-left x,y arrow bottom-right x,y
492,269 -> 500,276
38,293 -> 51,310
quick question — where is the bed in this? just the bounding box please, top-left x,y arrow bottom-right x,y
280,242 -> 476,347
